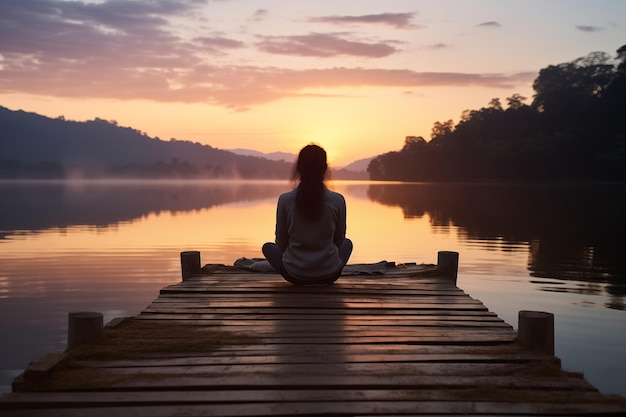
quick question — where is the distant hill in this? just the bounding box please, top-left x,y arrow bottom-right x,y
0,106 -> 292,179
227,148 -> 296,163
342,156 -> 374,173
228,148 -> 370,179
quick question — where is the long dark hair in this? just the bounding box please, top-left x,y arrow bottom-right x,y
291,144 -> 328,222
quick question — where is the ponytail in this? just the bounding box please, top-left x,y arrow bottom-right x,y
291,144 -> 328,222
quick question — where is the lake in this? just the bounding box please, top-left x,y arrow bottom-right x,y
0,180 -> 624,396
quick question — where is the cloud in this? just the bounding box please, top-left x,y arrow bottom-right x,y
1,56 -> 536,111
310,12 -> 419,29
427,43 -> 449,50
250,9 -> 268,22
576,25 -> 603,32
0,1 -> 535,111
0,0 -> 206,66
195,36 -> 245,54
476,21 -> 501,28
256,33 -> 398,58
206,67 -> 534,110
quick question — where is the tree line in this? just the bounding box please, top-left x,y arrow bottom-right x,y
368,46 -> 626,182
0,107 -> 293,179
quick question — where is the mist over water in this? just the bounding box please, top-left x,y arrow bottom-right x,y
0,180 -> 624,396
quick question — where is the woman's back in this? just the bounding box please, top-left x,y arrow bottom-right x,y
277,187 -> 346,279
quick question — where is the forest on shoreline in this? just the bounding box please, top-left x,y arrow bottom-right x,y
368,45 -> 626,182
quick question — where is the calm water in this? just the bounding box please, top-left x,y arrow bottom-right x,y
0,180 -> 624,396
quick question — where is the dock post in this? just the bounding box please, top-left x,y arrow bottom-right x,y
437,251 -> 459,285
518,310 -> 554,355
67,312 -> 103,350
181,250 -> 201,281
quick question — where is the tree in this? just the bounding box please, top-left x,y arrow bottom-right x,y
532,51 -> 615,117
488,98 -> 503,111
430,120 -> 454,140
506,94 -> 527,110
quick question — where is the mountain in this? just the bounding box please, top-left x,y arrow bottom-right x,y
227,148 -> 296,163
342,157 -> 374,173
0,106 -> 292,179
228,148 -> 371,178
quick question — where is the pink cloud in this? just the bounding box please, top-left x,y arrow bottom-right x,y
428,43 -> 449,50
310,13 -> 420,29
250,9 -> 269,22
0,58 -> 536,111
256,33 -> 397,58
195,36 -> 246,54
476,21 -> 502,28
0,1 -> 535,111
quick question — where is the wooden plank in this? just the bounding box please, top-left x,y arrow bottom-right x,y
71,363 -> 558,379
76,352 -> 560,368
2,388 -> 614,405
4,401 -> 626,417
193,282 -> 456,290
159,285 -> 464,294
32,373 -> 596,391
140,307 -> 495,316
142,308 -> 489,315
71,334 -> 516,345
129,316 -> 512,327
122,324 -> 514,335
142,302 -> 489,310
151,292 -> 481,301
157,293 -> 474,301
97,326 -> 516,338
146,343 -> 540,357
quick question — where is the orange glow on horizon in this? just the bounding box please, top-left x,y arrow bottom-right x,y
2,182 -> 527,273
1,83 -> 538,167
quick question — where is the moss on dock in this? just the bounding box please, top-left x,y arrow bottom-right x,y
67,317 -> 259,360
13,318 -> 259,391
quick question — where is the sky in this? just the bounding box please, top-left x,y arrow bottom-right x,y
1,0 -> 625,167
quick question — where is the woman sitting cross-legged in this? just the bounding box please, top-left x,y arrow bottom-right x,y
262,144 -> 353,285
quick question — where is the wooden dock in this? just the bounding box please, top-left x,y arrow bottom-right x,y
2,255 -> 625,416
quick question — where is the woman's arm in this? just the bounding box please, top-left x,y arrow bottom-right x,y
275,196 -> 289,252
333,194 -> 347,248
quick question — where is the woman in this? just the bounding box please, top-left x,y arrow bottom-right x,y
262,144 -> 353,285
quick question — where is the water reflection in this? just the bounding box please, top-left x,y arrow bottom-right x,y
1,181 -> 624,307
0,180 -> 290,235
366,183 -> 625,307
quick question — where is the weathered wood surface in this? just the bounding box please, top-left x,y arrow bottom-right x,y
2,264 -> 625,416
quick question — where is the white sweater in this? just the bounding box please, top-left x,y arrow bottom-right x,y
276,187 -> 347,279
